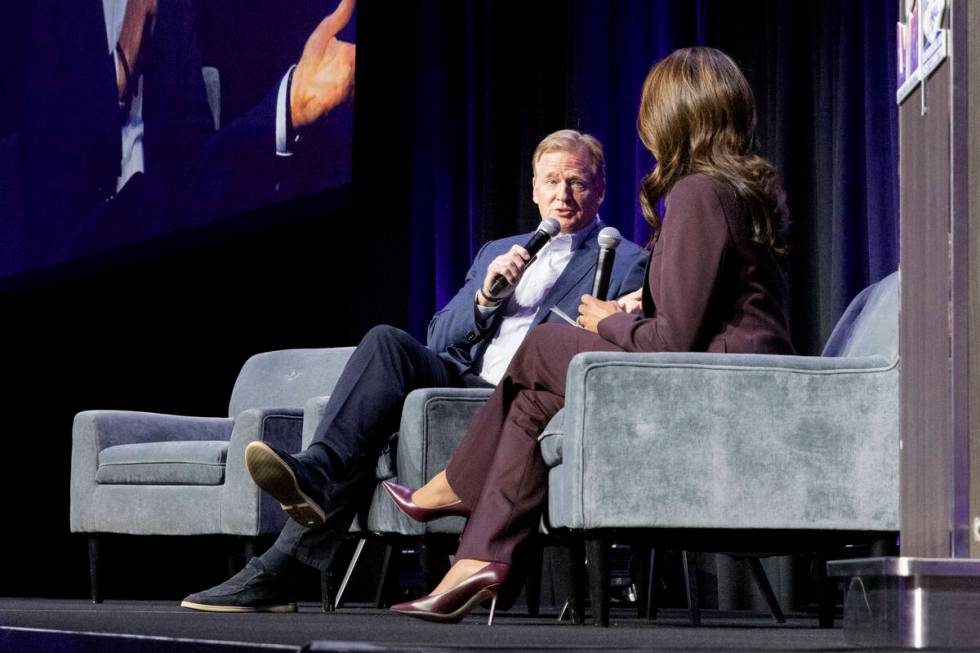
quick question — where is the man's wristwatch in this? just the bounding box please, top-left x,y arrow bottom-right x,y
477,287 -> 501,307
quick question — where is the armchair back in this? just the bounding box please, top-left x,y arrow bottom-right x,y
228,347 -> 355,417
821,271 -> 899,361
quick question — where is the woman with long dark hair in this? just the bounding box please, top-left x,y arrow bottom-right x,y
383,46 -> 795,624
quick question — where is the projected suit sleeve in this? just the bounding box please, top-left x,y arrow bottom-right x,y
16,0 -> 353,273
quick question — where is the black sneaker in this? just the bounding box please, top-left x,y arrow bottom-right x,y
180,557 -> 295,613
245,442 -> 328,528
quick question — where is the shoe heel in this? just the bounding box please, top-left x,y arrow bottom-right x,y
487,590 -> 498,626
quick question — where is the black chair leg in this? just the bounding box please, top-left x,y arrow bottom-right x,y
228,537 -> 259,578
321,568 -> 335,612
870,534 -> 898,558
88,535 -> 102,604
585,532 -> 610,627
631,543 -> 652,619
243,537 -> 257,561
746,557 -> 786,623
375,543 -> 394,608
648,549 -> 659,621
681,551 -> 701,626
418,538 -> 450,594
815,551 -> 836,628
555,537 -> 585,624
524,539 -> 543,617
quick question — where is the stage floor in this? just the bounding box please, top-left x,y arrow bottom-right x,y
0,598 -> 859,652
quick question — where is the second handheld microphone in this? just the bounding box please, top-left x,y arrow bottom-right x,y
591,226 -> 622,300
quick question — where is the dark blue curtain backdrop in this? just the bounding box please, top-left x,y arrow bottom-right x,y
358,0 -> 899,354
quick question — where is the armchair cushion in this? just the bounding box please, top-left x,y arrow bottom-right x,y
96,441 -> 229,485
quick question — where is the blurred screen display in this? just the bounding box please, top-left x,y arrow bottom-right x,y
0,0 -> 355,278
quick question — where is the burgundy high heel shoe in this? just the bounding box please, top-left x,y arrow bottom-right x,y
390,562 -> 511,625
381,480 -> 469,522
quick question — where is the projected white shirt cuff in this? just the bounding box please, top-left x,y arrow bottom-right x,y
276,64 -> 298,157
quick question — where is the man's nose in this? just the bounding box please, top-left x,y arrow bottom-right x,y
556,180 -> 573,200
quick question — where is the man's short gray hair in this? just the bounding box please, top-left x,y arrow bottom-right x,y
532,129 -> 606,182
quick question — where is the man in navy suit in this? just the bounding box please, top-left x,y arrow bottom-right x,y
180,128 -> 648,612
19,0 -> 355,268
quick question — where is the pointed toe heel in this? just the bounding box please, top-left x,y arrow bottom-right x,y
381,480 -> 469,522
390,562 -> 510,625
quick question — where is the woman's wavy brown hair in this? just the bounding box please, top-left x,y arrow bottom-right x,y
637,47 -> 786,252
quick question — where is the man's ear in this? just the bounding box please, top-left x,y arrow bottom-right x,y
531,176 -> 539,205
597,178 -> 606,205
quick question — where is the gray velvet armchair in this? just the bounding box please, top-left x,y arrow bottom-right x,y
541,271 -> 900,625
70,347 -> 354,602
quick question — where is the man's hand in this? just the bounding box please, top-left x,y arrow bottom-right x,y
577,294 -> 622,334
615,289 -> 643,315
116,0 -> 158,101
290,0 -> 357,130
478,245 -> 533,306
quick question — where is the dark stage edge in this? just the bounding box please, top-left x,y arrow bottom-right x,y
0,599 -> 861,652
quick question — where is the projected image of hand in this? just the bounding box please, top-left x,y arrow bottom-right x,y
290,0 -> 357,130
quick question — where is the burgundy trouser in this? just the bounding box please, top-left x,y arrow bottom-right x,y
446,323 -> 624,564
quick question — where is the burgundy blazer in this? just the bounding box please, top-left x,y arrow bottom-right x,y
598,173 -> 794,355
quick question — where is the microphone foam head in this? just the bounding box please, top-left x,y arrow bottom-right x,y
597,226 -> 622,249
539,218 -> 561,237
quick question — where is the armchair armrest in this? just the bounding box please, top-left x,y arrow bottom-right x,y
395,387 -> 494,489
301,395 -> 331,450
221,407 -> 305,535
549,351 -> 899,532
70,410 -> 234,533
70,410 -> 234,491
73,410 -> 234,451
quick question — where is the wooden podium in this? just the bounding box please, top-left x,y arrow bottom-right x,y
828,0 -> 980,647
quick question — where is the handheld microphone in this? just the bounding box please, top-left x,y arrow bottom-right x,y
591,226 -> 622,300
488,218 -> 561,296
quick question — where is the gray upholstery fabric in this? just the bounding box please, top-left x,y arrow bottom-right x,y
220,407 -> 305,536
539,409 -> 566,467
362,387 -> 493,536
360,273 -> 900,550
70,348 -> 355,537
822,272 -> 899,361
301,395 -> 331,449
228,348 -> 355,418
547,352 -> 898,531
96,440 -> 229,485
547,271 -> 900,535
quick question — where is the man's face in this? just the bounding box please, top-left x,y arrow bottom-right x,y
532,147 -> 605,234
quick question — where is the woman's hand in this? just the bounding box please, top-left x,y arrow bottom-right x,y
577,294 -> 622,333
615,289 -> 643,315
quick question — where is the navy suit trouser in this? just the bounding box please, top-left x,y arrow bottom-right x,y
272,324 -> 489,570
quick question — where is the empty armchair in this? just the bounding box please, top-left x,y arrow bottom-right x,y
70,347 -> 355,602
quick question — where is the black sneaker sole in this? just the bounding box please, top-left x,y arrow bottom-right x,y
179,599 -> 297,613
245,442 -> 326,528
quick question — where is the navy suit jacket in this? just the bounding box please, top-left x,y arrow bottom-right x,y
19,0 -> 314,265
427,224 -> 648,375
